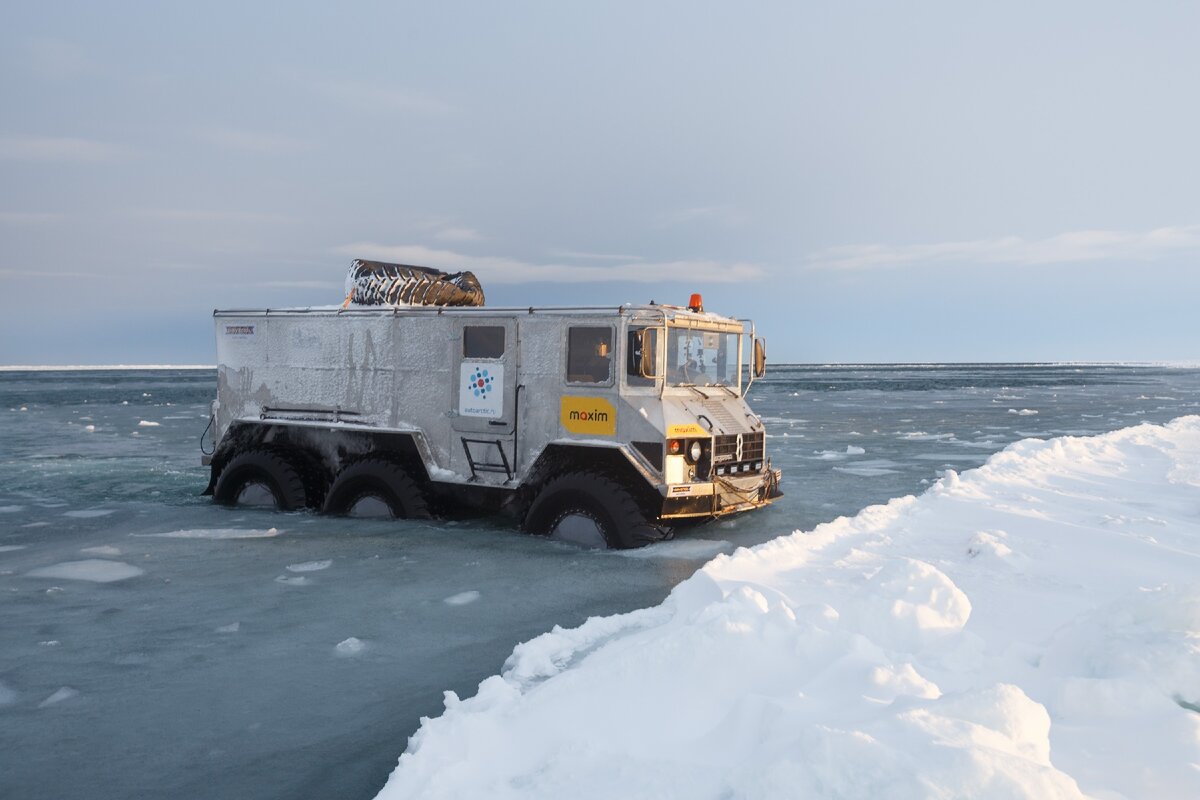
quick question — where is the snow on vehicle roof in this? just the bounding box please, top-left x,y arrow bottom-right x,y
374,415 -> 1200,800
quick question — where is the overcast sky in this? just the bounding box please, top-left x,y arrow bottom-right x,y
2,1 -> 1198,364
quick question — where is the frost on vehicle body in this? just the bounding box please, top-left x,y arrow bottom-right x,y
203,270 -> 781,548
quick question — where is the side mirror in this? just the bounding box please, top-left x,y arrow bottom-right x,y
637,329 -> 657,378
753,337 -> 766,378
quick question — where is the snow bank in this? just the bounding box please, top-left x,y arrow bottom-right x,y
377,418 -> 1200,800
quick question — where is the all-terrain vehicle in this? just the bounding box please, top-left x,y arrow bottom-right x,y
202,261 -> 781,548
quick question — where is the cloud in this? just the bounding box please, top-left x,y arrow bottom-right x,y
0,212 -> 61,226
314,80 -> 455,115
197,127 -> 310,155
547,249 -> 646,261
0,267 -> 104,279
0,136 -> 126,162
256,280 -> 343,290
336,243 -> 764,284
659,205 -> 747,228
433,227 -> 482,242
805,225 -> 1200,270
127,208 -> 290,224
25,38 -> 96,80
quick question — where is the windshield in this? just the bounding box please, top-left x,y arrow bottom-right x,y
666,328 -> 740,388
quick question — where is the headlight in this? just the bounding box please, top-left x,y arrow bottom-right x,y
688,440 -> 703,462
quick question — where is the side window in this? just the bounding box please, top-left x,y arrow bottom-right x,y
626,327 -> 657,386
567,326 -> 613,384
463,326 -> 505,359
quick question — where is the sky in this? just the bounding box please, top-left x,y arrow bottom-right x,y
2,1 -> 1198,364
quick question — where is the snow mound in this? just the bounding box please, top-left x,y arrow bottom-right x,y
376,417 -> 1200,800
26,559 -> 144,583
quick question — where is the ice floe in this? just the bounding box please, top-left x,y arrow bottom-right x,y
63,509 -> 115,519
376,417 -> 1200,800
38,687 -> 79,708
140,527 -> 280,539
286,560 -> 332,573
443,591 -> 481,606
26,560 -> 144,583
335,637 -> 367,657
611,539 -> 732,560
80,545 -> 122,557
137,420 -> 160,427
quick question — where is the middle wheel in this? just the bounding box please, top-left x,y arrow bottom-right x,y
322,458 -> 430,519
523,470 -> 668,549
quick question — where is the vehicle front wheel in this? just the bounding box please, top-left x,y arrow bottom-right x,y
321,458 -> 430,519
523,471 -> 668,549
213,449 -> 308,511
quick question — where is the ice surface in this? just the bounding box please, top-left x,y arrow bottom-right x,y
443,591 -> 481,606
26,559 -> 145,583
833,458 -> 902,476
141,527 -> 281,539
376,417 -> 1200,800
286,560 -> 332,572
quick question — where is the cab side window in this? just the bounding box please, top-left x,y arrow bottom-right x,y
567,327 -> 612,383
626,327 -> 657,386
463,326 -> 504,359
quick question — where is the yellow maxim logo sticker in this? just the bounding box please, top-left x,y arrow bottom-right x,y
667,423 -> 708,437
561,396 -> 617,436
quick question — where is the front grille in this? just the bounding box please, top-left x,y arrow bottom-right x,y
710,431 -> 765,476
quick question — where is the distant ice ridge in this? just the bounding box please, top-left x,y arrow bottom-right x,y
376,416 -> 1200,800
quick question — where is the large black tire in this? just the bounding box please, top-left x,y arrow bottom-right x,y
213,449 -> 308,511
523,471 -> 668,549
322,458 -> 430,519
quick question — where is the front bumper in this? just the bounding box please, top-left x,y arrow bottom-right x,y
659,468 -> 782,520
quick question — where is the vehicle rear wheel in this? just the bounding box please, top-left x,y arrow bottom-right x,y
523,471 -> 668,549
322,458 -> 430,519
213,449 -> 308,511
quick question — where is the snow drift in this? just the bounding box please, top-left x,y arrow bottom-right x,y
376,418 -> 1200,800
